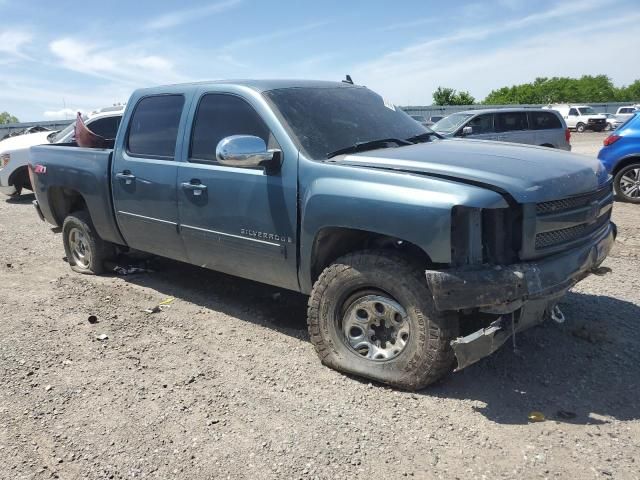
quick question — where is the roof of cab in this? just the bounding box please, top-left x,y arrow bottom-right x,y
134,79 -> 360,95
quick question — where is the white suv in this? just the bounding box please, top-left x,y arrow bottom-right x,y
544,104 -> 607,133
0,106 -> 123,197
615,106 -> 638,121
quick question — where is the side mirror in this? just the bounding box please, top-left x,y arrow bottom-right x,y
216,135 -> 281,170
462,126 -> 473,136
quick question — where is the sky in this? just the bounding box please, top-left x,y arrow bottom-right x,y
0,0 -> 639,121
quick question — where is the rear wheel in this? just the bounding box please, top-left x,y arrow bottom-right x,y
576,123 -> 586,133
614,163 -> 640,204
62,211 -> 114,274
307,250 -> 459,390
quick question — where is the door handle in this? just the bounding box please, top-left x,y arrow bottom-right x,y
181,181 -> 208,196
116,171 -> 136,185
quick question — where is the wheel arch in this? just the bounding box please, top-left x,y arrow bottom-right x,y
306,226 -> 433,293
48,186 -> 89,227
7,165 -> 30,190
611,155 -> 640,176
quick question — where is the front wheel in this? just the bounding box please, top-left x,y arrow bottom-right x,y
62,211 -> 114,274
576,123 -> 586,133
307,251 -> 459,390
614,163 -> 640,203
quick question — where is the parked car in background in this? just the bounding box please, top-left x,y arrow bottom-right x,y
0,106 -> 123,197
29,79 -> 614,389
598,112 -> 640,203
544,104 -> 607,132
602,113 -> 625,131
409,115 -> 428,127
1,125 -> 52,141
615,106 -> 639,122
432,108 -> 571,150
426,115 -> 444,127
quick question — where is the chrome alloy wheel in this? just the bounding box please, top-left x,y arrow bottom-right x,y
620,168 -> 640,199
68,227 -> 91,269
342,294 -> 410,361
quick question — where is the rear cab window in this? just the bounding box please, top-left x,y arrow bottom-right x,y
127,95 -> 185,158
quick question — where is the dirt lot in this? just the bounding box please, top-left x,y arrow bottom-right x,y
1,133 -> 639,480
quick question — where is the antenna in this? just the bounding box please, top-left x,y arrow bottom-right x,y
342,75 -> 354,85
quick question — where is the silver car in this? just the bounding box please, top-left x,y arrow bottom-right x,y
433,108 -> 571,150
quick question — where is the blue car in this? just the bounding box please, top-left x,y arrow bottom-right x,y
598,113 -> 640,203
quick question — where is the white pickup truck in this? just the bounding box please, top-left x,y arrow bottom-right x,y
0,106 -> 123,197
544,104 -> 607,133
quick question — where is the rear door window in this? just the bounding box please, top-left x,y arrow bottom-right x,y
568,108 -> 579,116
127,95 -> 185,158
190,94 -> 271,163
495,112 -> 528,132
529,112 -> 562,130
466,114 -> 494,134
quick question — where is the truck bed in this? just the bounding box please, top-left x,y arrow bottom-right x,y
30,144 -> 125,245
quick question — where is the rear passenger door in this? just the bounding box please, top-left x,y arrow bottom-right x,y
176,92 -> 298,289
111,94 -> 190,262
494,112 -> 531,145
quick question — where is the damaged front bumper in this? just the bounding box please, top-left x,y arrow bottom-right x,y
425,222 -> 616,369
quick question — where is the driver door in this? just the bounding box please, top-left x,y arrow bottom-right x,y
458,113 -> 496,140
176,92 -> 298,289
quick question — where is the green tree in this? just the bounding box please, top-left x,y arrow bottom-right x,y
0,112 -> 19,124
483,75 -> 633,104
432,86 -> 476,105
617,80 -> 640,102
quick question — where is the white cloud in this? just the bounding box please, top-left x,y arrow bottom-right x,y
221,21 -> 329,51
43,108 -> 83,119
352,10 -> 640,105
378,17 -> 440,32
145,0 -> 242,30
49,38 -> 184,85
0,29 -> 32,58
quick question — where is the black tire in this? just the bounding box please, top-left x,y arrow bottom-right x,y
613,162 -> 640,204
576,123 -> 586,133
307,250 -> 459,390
62,211 -> 114,274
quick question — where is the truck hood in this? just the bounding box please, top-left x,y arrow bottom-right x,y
335,139 -> 609,203
0,131 -> 51,153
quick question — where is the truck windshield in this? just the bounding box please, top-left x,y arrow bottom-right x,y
432,113 -> 473,133
48,116 -> 86,143
263,87 -> 429,160
578,107 -> 596,115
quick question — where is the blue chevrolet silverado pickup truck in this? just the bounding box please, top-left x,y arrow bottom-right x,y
29,80 -> 615,389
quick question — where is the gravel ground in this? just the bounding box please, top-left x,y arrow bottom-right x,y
1,134 -> 639,480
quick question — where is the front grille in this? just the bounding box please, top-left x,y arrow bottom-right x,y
536,184 -> 612,215
535,211 -> 611,249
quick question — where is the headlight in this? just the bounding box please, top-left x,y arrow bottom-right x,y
0,153 -> 10,168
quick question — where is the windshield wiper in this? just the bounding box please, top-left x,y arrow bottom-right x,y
406,131 -> 443,143
326,138 -> 412,159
